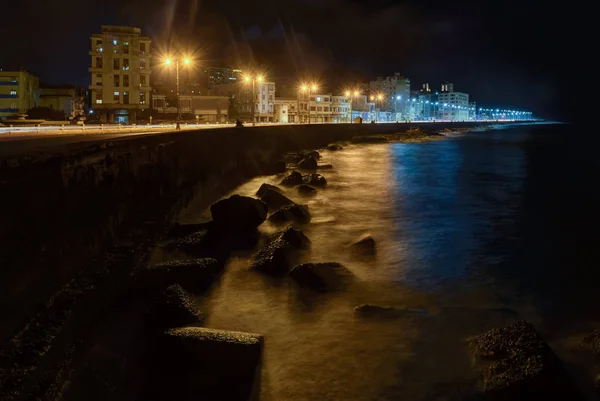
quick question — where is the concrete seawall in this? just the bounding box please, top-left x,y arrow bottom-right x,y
0,121 -> 516,346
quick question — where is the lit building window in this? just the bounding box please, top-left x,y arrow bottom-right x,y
140,92 -> 146,104
10,90 -> 16,96
113,91 -> 120,101
113,39 -> 118,45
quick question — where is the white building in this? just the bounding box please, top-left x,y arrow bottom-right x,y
298,93 -> 332,123
89,25 -> 152,124
238,81 -> 275,122
331,95 -> 350,123
438,90 -> 469,121
274,97 -> 299,123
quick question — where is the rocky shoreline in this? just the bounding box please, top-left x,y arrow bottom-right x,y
3,124 -> 588,401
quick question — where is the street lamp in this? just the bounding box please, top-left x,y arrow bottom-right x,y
164,55 -> 192,128
300,83 -> 318,123
244,74 -> 264,126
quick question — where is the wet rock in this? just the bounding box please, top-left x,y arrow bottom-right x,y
251,226 -> 310,276
151,327 -> 263,401
289,262 -> 353,291
210,195 -> 267,231
470,320 -> 584,401
260,188 -> 295,211
297,157 -> 318,170
163,224 -> 218,253
280,170 -> 303,187
326,143 -> 343,151
354,304 -> 428,319
317,163 -> 333,169
256,183 -> 283,198
297,184 -> 317,194
579,329 -> 600,357
351,135 -> 388,143
268,204 -> 311,225
167,221 -> 214,238
302,173 -> 327,188
136,258 -> 222,293
304,150 -> 321,160
350,235 -> 376,256
148,284 -> 203,329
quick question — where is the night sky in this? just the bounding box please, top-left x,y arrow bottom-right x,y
1,0 -> 572,119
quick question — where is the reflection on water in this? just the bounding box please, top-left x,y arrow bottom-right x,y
173,124 -> 599,400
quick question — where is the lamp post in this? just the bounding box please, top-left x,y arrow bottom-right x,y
164,55 -> 191,128
300,83 -> 318,124
244,74 -> 264,126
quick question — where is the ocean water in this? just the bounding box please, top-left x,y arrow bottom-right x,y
175,122 -> 600,400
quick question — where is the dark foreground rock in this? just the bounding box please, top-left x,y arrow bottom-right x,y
317,163 -> 333,169
297,157 -> 318,170
260,188 -> 295,211
289,262 -> 353,291
280,170 -> 303,187
470,320 -> 584,401
579,329 -> 600,357
351,135 -> 388,143
135,258 -> 222,293
147,327 -> 263,401
350,234 -> 376,256
326,143 -> 344,151
354,304 -> 428,319
148,284 -> 203,329
167,221 -> 214,238
302,173 -> 327,188
251,226 -> 310,276
297,184 -> 317,194
210,194 -> 267,231
268,204 -> 311,224
282,150 -> 320,164
256,183 -> 283,198
163,221 -> 218,253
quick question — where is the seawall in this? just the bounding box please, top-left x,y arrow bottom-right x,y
0,121 -> 518,346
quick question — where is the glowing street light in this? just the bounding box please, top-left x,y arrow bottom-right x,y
163,55 -> 193,125
244,74 -> 266,126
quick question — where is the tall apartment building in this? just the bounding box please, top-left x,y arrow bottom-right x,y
0,70 -> 39,119
369,73 -> 411,113
204,67 -> 242,88
238,81 -> 275,122
437,85 -> 469,120
89,26 -> 151,124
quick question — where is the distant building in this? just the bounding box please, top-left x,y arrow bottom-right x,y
298,92 -> 332,123
0,69 -> 39,119
152,94 -> 229,123
88,25 -> 152,124
274,97 -> 297,123
208,83 -> 238,97
369,73 -> 410,118
438,87 -> 469,120
204,67 -> 242,88
440,82 -> 454,93
38,85 -> 79,118
331,95 -> 350,123
239,81 -> 275,122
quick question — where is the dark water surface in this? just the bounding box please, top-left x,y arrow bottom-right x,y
168,123 -> 600,400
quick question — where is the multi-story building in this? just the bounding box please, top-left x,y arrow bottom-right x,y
89,25 -> 152,124
331,95 -> 350,123
0,70 -> 39,119
152,94 -> 229,123
204,67 -> 242,88
369,73 -> 411,117
298,92 -> 332,123
238,81 -> 275,122
273,97 -> 297,123
437,84 -> 469,120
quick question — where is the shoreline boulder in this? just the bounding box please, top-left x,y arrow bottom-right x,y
297,184 -> 317,195
289,262 -> 353,291
349,235 -> 376,256
210,195 -> 267,231
470,320 -> 584,400
268,204 -> 311,225
326,144 -> 343,151
136,258 -> 222,293
351,135 -> 388,144
260,188 -> 295,211
280,171 -> 303,187
256,183 -> 283,198
302,173 -> 327,188
297,157 -> 318,170
148,284 -> 204,329
251,226 -> 310,276
163,222 -> 218,254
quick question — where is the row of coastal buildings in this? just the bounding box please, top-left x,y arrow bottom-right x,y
3,25 -> 523,124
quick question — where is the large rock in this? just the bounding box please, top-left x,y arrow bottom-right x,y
167,221 -> 214,238
149,327 -> 263,401
251,226 -> 311,276
326,143 -> 343,151
280,171 -> 303,187
256,183 -> 283,198
136,258 -> 222,293
317,163 -> 333,169
470,320 -> 584,401
268,204 -> 311,225
297,184 -> 317,195
302,173 -> 327,188
297,157 -> 318,170
349,234 -> 376,256
210,195 -> 267,231
163,222 -> 218,253
260,188 -> 295,211
148,284 -> 204,329
289,262 -> 353,291
579,329 -> 600,357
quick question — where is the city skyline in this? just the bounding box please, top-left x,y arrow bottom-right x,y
0,0 -> 573,120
